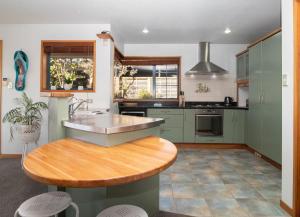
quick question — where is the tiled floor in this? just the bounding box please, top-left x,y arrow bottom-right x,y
159,149 -> 290,217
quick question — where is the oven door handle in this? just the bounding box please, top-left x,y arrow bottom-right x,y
121,111 -> 146,116
195,114 -> 222,117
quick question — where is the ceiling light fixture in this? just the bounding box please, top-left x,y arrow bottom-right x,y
142,28 -> 149,34
224,28 -> 231,34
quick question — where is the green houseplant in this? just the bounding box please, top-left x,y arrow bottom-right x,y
64,72 -> 76,90
2,92 -> 48,143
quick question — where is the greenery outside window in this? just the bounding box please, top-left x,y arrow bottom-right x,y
114,56 -> 180,100
41,41 -> 96,92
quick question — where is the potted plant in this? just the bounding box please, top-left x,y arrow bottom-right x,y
64,72 -> 76,90
2,92 -> 48,144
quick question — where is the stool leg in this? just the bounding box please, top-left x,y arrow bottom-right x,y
14,210 -> 19,217
21,143 -> 28,168
70,202 -> 79,217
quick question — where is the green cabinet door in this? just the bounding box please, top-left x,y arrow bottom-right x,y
232,110 -> 246,144
245,52 -> 249,79
183,109 -> 196,143
147,109 -> 184,143
223,110 -> 235,143
237,55 -> 245,80
237,52 -> 249,80
223,110 -> 245,144
261,32 -> 282,164
247,42 -> 263,152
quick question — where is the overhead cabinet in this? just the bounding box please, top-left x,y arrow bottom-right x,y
236,51 -> 249,81
247,32 -> 282,164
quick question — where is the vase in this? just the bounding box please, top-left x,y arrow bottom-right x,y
64,83 -> 72,90
15,124 -> 41,144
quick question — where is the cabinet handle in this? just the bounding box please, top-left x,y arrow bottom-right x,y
259,95 -> 262,104
261,95 -> 264,104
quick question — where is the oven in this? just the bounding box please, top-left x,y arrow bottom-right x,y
195,109 -> 223,136
119,105 -> 147,117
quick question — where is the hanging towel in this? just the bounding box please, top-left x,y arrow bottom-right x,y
14,50 -> 29,91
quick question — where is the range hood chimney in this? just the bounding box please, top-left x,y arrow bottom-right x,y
186,42 -> 227,76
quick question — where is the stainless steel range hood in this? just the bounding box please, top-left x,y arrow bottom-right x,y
186,42 -> 227,76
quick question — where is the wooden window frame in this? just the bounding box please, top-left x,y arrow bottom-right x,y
114,48 -> 181,102
40,40 -> 96,93
294,1 -> 300,217
0,40 -> 2,154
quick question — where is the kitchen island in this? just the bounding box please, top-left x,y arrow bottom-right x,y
24,108 -> 176,217
23,136 -> 177,217
63,113 -> 164,146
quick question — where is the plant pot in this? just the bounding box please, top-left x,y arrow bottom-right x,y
64,83 -> 72,90
78,85 -> 84,90
15,124 -> 41,144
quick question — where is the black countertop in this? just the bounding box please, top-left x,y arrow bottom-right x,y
119,102 -> 248,110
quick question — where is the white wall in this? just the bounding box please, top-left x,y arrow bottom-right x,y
124,44 -> 247,101
282,0 -> 294,208
0,24 -> 114,154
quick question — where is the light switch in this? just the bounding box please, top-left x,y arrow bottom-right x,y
282,74 -> 288,86
7,81 -> 13,89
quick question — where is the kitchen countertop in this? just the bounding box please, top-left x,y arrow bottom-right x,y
119,105 -> 248,110
63,113 -> 164,134
23,136 -> 177,187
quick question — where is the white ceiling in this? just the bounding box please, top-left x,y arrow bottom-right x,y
0,0 -> 281,44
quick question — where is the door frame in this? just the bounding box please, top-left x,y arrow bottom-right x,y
0,40 -> 2,155
294,0 -> 300,216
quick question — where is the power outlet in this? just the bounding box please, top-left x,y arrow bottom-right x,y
254,152 -> 262,158
282,74 -> 288,86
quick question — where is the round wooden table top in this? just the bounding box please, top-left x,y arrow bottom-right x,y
23,136 -> 177,188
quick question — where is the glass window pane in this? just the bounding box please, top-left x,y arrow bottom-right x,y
114,62 -> 179,100
114,65 -> 154,99
45,43 -> 94,91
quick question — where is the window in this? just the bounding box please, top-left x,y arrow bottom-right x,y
114,56 -> 180,100
41,41 -> 96,92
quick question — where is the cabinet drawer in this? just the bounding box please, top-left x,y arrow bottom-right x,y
148,114 -> 183,128
148,109 -> 183,115
195,136 -> 224,143
159,127 -> 183,143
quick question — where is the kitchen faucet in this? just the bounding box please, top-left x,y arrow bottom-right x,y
68,99 -> 89,119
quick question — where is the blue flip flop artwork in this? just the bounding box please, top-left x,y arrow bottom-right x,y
14,50 -> 29,91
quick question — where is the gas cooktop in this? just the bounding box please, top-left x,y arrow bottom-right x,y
191,103 -> 224,108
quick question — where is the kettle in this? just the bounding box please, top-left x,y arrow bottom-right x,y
224,96 -> 234,106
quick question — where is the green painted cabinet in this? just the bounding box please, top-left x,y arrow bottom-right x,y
247,42 -> 263,152
237,52 -> 249,80
260,32 -> 282,163
183,109 -> 197,143
147,109 -> 184,143
247,32 -> 282,164
223,110 -> 246,144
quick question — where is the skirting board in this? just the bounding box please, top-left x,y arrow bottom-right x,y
176,143 -> 247,149
246,146 -> 282,169
0,154 -> 22,159
280,200 -> 294,217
